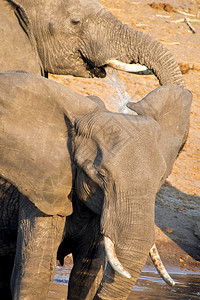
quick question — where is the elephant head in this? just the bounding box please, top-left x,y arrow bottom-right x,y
64,83 -> 191,299
0,72 -> 191,299
5,0 -> 183,85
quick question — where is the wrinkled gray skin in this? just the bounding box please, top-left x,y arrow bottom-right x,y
1,0 -> 183,85
0,72 -> 192,299
0,0 -> 189,298
0,0 -> 188,299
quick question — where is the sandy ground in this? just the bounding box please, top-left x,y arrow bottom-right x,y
48,0 -> 200,298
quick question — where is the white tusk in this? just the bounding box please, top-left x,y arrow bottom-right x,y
149,244 -> 175,287
104,236 -> 131,279
106,59 -> 152,74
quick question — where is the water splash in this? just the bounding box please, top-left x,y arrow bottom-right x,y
100,68 -> 137,114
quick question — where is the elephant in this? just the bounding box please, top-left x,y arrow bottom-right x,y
1,0 -> 184,86
0,71 -> 192,299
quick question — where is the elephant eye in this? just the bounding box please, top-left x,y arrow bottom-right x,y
70,14 -> 81,25
71,19 -> 80,25
97,167 -> 108,180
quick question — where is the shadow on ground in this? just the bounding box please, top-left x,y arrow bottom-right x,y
155,182 -> 200,262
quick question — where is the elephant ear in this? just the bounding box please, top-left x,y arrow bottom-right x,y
8,0 -> 30,31
8,1 -> 40,65
0,71 -> 100,216
86,95 -> 107,110
127,84 -> 192,180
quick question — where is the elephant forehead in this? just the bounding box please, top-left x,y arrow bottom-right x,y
95,113 -> 165,186
91,112 -> 160,153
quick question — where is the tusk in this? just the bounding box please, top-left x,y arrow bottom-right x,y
106,59 -> 152,74
104,236 -> 131,279
149,244 -> 175,287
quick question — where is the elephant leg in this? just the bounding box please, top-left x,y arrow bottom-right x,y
58,196 -> 104,300
0,179 -> 19,299
68,233 -> 104,300
0,255 -> 14,299
11,196 -> 65,300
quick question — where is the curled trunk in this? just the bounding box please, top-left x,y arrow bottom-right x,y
83,9 -> 184,86
124,28 -> 184,86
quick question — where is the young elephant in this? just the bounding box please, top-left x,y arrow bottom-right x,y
0,72 -> 191,299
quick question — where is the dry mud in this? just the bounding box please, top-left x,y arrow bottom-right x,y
48,0 -> 200,298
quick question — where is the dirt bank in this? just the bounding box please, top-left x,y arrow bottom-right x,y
48,0 -> 200,297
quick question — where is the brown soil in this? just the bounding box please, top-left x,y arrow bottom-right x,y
149,2 -> 175,12
48,0 -> 200,298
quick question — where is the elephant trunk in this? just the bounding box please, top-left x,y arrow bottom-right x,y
84,9 -> 184,86
118,26 -> 184,86
97,190 -> 155,299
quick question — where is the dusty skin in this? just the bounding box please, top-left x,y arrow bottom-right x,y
48,0 -> 200,298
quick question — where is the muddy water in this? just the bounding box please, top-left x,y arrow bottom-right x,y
49,264 -> 200,299
130,267 -> 200,299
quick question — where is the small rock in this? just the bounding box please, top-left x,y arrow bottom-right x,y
193,63 -> 200,72
164,227 -> 174,234
179,63 -> 190,74
149,2 -> 174,13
